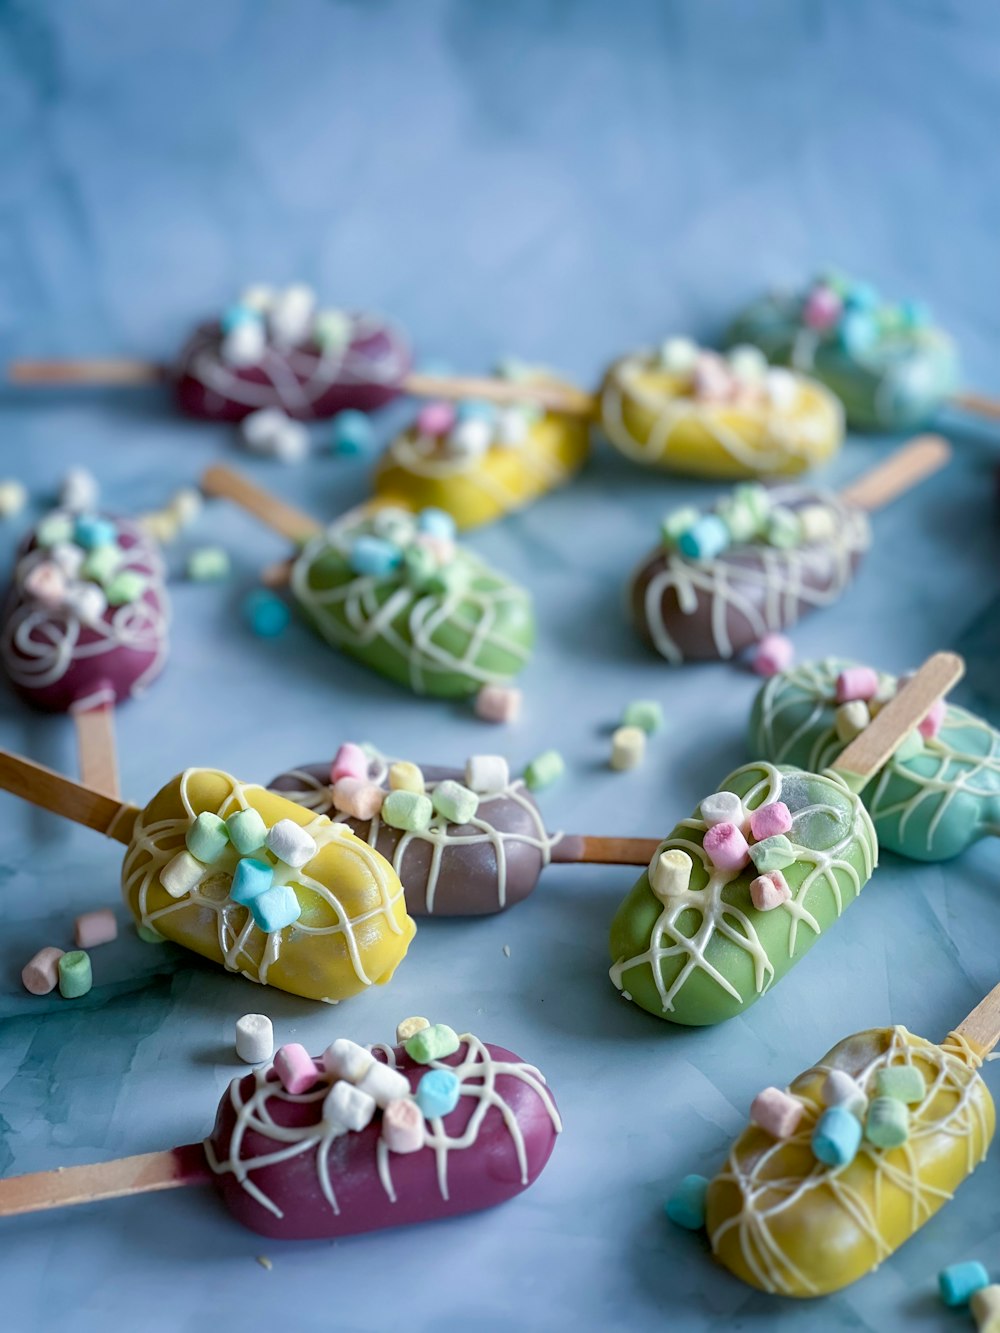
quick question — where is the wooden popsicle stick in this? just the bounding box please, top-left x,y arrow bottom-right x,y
952,980 -> 1000,1058
0,1143 -> 210,1219
8,359 -> 165,387
201,465 -> 321,546
259,494 -> 412,588
950,390 -> 1000,423
550,834 -> 661,866
838,434 -> 951,512
73,703 -> 120,799
835,652 -> 965,783
401,371 -> 595,417
0,748 -> 138,845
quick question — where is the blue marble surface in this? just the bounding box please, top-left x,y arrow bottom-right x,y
1,2 -> 999,1329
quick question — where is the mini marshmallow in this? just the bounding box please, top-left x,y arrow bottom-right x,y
381,789 -> 433,832
798,503 -> 837,543
417,401 -> 457,438
21,946 -> 64,996
417,508 -> 458,542
699,791 -> 747,830
330,410 -> 374,456
349,535 -> 403,579
160,850 -> 205,899
222,320 -> 266,367
244,589 -> 291,637
270,284 -> 316,345
273,1043 -> 319,1095
919,697 -> 946,739
431,779 -> 479,825
59,467 -> 99,513
271,420 -> 310,465
49,542 -> 84,579
864,1096 -> 909,1148
764,366 -> 799,411
81,543 -> 121,585
266,818 -> 317,868
331,742 -> 368,784
186,547 -> 231,582
895,729 -> 924,761
325,1080 -> 376,1133
766,507 -> 803,549
405,1023 -> 460,1064
661,505 -> 700,546
242,407 -> 289,452
226,808 -> 267,854
250,884 -> 302,933
465,754 -> 509,795
692,351 -> 732,402
168,486 -> 203,527
610,726 -> 646,771
314,307 -> 351,348
812,1105 -> 862,1166
36,512 -> 74,547
803,285 -> 843,331
649,849 -> 692,900
23,562 -> 67,608
971,1284 -> 1000,1330
821,1069 -> 867,1118
836,666 -> 880,703
750,872 -> 791,911
475,684 -> 522,724
382,1098 -> 425,1154
749,801 -> 793,841
332,777 -> 385,822
356,1060 -> 411,1108
395,1016 -> 430,1044
186,811 -> 230,864
524,750 -> 564,791
751,633 -> 794,677
835,700 -> 870,743
0,480 -> 27,518
235,1014 -> 273,1064
622,699 -> 663,734
105,571 -> 147,607
416,1068 -> 461,1119
229,857 -> 274,906
703,822 -> 750,872
727,344 -> 769,385
748,834 -> 795,874
664,1174 -> 709,1231
74,514 -> 115,550
389,761 -> 425,794
323,1038 -> 374,1083
678,515 -> 730,562
660,336 -> 699,375
74,909 -> 117,949
940,1261 -> 990,1309
750,1086 -> 804,1139
495,407 -> 530,447
446,417 -> 492,457
58,950 -> 92,999
875,1064 -> 926,1104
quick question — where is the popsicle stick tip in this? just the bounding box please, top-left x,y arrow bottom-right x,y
953,980 -> 1000,1058
7,359 -> 165,387
0,1145 -> 208,1218
550,835 -> 662,866
951,390 -> 1000,423
839,434 -> 952,512
200,465 -> 321,545
0,747 -> 138,844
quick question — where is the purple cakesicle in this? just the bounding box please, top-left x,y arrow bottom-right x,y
205,1035 -> 562,1240
0,512 -> 170,714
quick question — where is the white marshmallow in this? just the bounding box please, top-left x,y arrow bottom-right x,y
269,284 -> 317,347
797,503 -> 837,543
355,1061 -> 410,1108
659,337 -> 699,375
464,754 -> 510,795
495,408 -> 530,448
239,285 -> 275,313
266,818 -> 317,868
236,1013 -> 274,1064
727,344 -> 769,385
160,850 -> 205,899
396,1016 -> 429,1044
324,1080 -> 376,1133
0,480 -> 28,518
322,1037 -> 374,1083
59,467 -> 99,513
610,726 -> 646,771
699,791 -> 747,830
64,582 -> 108,624
242,407 -> 289,452
221,320 -> 266,367
446,417 -> 491,458
649,849 -> 692,900
314,308 -> 351,350
765,367 -> 799,411
49,542 -> 84,579
835,701 -> 870,743
271,421 -> 311,464
821,1068 -> 867,1118
168,487 -> 203,528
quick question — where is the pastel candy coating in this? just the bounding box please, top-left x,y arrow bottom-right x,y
172,311 -> 411,422
707,1026 -> 994,1296
749,656 -> 1000,860
205,1035 -> 562,1239
725,285 -> 959,432
1,514 -> 169,713
290,512 -> 534,697
122,769 -> 415,1002
630,486 -> 870,664
608,762 -> 877,1025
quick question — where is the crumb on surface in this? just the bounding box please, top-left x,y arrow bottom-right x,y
256,1256 -> 273,1271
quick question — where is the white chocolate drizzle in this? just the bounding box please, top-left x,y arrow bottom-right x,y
122,768 -> 407,990
204,1033 -> 562,1220
709,1026 -> 992,1296
609,762 -> 877,1013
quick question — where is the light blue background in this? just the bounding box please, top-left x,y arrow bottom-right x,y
1,3 -> 999,1330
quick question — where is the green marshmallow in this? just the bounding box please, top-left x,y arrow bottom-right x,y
749,834 -> 795,873
81,543 -> 121,584
425,562 -> 470,597
766,506 -> 803,549
186,812 -> 230,864
525,750 -> 564,791
186,546 -> 231,582
382,789 -> 433,832
405,1022 -> 460,1064
875,1065 -> 926,1104
136,924 -> 167,944
226,808 -> 267,854
894,730 -> 924,762
717,497 -> 759,544
403,545 -> 438,591
731,483 -> 770,527
36,513 -> 74,547
864,1096 -> 909,1148
105,570 -> 147,606
431,779 -> 479,825
58,950 -> 92,999
622,699 -> 663,735
660,506 -> 700,548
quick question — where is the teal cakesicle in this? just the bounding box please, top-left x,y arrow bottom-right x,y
749,657 -> 1000,862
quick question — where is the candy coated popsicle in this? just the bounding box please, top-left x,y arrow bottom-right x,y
600,339 -> 843,479
0,750 -> 415,1002
750,657 -> 1000,861
0,1027 -> 561,1242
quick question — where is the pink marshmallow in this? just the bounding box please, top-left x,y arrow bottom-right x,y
475,684 -> 522,724
414,532 -> 455,564
332,777 -> 385,821
802,285 -> 843,332
703,822 -> 750,872
692,351 -> 734,402
416,401 -> 457,438
750,1085 -> 804,1139
330,742 -> 368,784
23,561 -> 67,608
836,666 -> 879,703
750,871 -> 791,911
273,1043 -> 320,1095
21,946 -> 65,996
750,633 -> 794,677
74,908 -> 118,949
918,697 -> 946,739
382,1097 -> 425,1154
749,801 -> 793,842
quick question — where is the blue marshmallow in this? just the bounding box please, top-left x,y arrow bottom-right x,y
939,1260 -> 989,1308
678,515 -> 730,562
243,590 -> 291,638
664,1174 -> 709,1231
811,1105 -> 862,1167
349,535 -> 403,578
220,304 -> 261,334
457,399 -> 497,423
416,1068 -> 461,1119
230,857 -> 273,906
74,515 -> 117,550
250,883 -> 302,933
417,508 -> 457,542
839,310 -> 877,355
330,410 -> 375,456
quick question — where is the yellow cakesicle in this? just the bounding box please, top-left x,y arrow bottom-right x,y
706,1024 -> 994,1297
122,768 -> 416,1003
600,353 -> 843,479
373,386 -> 590,530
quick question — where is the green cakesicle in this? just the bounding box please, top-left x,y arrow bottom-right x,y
289,510 -> 535,698
608,761 -> 877,1025
749,657 -> 1000,862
